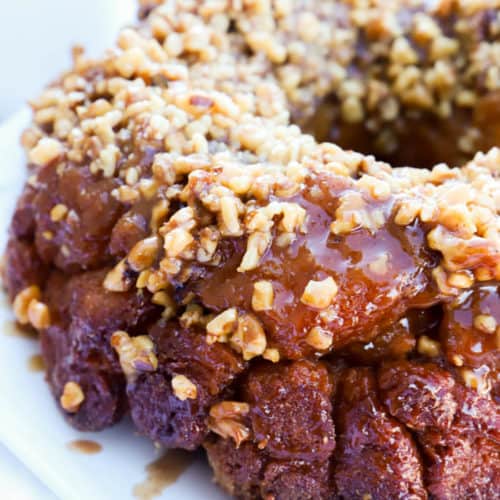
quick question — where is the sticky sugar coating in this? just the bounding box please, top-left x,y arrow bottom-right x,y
2,1 -> 500,499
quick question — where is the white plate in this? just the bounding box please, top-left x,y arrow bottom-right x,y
0,109 -> 227,500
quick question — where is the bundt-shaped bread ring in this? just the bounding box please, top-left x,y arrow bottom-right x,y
3,1 -> 499,498
140,0 -> 500,168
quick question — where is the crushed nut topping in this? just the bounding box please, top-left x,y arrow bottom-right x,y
452,354 -> 465,367
473,314 -> 497,334
262,348 -> 280,363
206,308 -> 238,344
60,381 -> 85,413
16,0 -> 499,303
12,286 -> 50,330
127,236 -> 160,272
13,286 -> 41,325
27,300 -> 51,330
152,290 -> 177,319
251,280 -> 274,312
50,203 -> 68,222
301,277 -> 338,309
171,374 -> 198,401
28,138 -> 63,166
103,260 -> 133,292
417,335 -> 441,357
111,330 -> 158,380
306,326 -> 333,351
230,314 -> 267,361
208,401 -> 251,448
461,368 -> 490,396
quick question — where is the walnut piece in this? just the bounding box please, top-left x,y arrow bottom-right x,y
103,259 -> 133,292
417,335 -> 441,357
306,326 -> 333,351
301,277 -> 338,309
473,314 -> 497,334
206,308 -> 238,344
127,236 -> 160,272
208,401 -> 251,448
110,330 -> 158,380
60,381 -> 85,413
13,286 -> 50,330
27,300 -> 51,330
29,137 -> 63,166
171,374 -> 198,401
13,285 -> 41,325
252,280 -> 274,312
50,203 -> 68,222
262,348 -> 280,363
230,314 -> 267,361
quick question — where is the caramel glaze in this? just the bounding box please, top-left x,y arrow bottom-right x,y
311,91 -> 500,169
67,439 -> 102,454
2,320 -> 37,340
28,353 -> 45,372
338,306 -> 442,365
193,181 -> 440,359
442,283 -> 500,402
334,368 -> 427,498
133,450 -> 193,500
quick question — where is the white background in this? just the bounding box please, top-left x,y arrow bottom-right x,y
0,2 -> 135,499
0,0 -> 136,120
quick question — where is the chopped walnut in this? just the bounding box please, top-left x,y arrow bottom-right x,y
252,280 -> 274,312
208,401 -> 250,448
179,304 -> 206,328
447,271 -> 474,289
150,199 -> 170,232
110,330 -> 158,380
237,232 -> 271,272
50,203 -> 68,222
127,236 -> 160,272
262,348 -> 280,363
306,326 -> 333,351
28,138 -> 63,166
171,374 -> 198,401
301,277 -> 338,309
417,335 -> 441,357
103,259 -> 133,292
330,191 -> 386,235
432,266 -> 459,296
60,381 -> 85,413
13,286 -> 41,325
368,253 -> 390,275
136,270 -> 151,289
163,228 -> 194,258
197,226 -> 220,263
152,290 -> 177,319
206,308 -> 238,344
473,314 -> 497,334
27,300 -> 51,330
230,314 -> 267,361
461,368 -> 490,395
219,195 -> 243,236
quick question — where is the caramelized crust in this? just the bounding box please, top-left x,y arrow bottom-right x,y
334,368 -> 426,499
441,283 -> 500,400
128,320 -> 246,449
379,361 -> 500,499
40,269 -> 157,430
